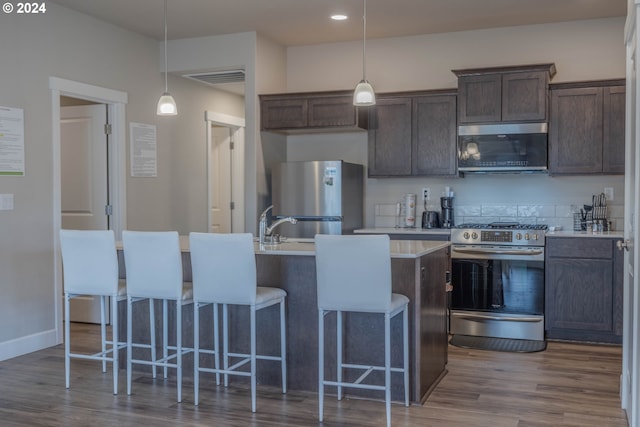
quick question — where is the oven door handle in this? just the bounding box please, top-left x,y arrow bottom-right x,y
452,248 -> 544,256
451,312 -> 542,323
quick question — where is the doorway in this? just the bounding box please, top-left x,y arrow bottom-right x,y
60,101 -> 109,323
205,111 -> 245,233
50,77 -> 127,344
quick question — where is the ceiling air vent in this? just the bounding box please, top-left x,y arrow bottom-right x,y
183,70 -> 245,86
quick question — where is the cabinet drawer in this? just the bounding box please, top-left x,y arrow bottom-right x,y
546,237 -> 612,259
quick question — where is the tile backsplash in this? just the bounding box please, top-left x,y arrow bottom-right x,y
374,201 -> 624,231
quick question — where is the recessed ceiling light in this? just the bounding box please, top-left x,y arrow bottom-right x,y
331,14 -> 348,21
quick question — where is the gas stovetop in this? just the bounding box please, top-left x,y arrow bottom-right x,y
451,222 -> 547,246
455,222 -> 548,231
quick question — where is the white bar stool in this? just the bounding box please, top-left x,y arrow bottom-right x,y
315,234 -> 409,427
59,229 -> 127,395
189,232 -> 287,412
122,230 -> 193,403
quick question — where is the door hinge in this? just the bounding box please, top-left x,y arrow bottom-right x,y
230,201 -> 235,210
105,205 -> 113,216
104,124 -> 112,135
230,141 -> 235,150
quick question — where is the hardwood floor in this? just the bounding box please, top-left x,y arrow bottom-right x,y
0,324 -> 627,426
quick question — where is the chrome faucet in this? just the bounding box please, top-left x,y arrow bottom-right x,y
258,205 -> 297,244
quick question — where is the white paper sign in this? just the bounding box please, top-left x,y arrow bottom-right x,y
0,106 -> 25,176
130,122 -> 157,177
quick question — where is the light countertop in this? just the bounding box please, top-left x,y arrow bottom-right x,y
254,239 -> 450,258
354,227 -> 451,236
546,230 -> 624,239
118,235 -> 450,259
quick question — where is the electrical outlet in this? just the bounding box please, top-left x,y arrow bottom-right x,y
422,187 -> 431,201
604,187 -> 614,201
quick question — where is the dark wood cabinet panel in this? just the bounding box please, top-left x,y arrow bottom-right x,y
368,97 -> 413,176
549,87 -> 603,174
457,74 -> 501,123
454,64 -> 555,124
546,257 -> 613,331
501,71 -> 548,122
307,96 -> 359,127
603,86 -> 626,174
368,91 -> 457,177
549,81 -> 625,175
261,97 -> 307,130
260,91 -> 367,133
545,237 -> 623,343
412,95 -> 457,176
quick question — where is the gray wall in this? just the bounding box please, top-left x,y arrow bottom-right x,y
0,3 -> 244,359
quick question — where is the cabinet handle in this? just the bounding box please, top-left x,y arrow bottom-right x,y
617,239 -> 631,252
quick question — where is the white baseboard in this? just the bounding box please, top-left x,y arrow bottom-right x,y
0,329 -> 59,362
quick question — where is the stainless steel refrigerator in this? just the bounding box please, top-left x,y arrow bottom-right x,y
271,160 -> 364,238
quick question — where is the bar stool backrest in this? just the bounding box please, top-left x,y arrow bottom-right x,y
315,234 -> 392,313
189,232 -> 257,305
59,229 -> 119,295
122,230 -> 183,300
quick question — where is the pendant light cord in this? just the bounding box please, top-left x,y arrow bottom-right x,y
362,0 -> 367,81
163,0 -> 168,93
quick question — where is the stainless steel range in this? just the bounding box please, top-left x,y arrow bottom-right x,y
450,222 -> 546,342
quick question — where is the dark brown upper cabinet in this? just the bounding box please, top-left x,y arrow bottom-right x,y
368,90 -> 457,177
453,63 -> 556,124
548,80 -> 625,175
260,91 -> 368,134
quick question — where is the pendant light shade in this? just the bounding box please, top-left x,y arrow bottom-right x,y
157,0 -> 177,116
353,0 -> 375,106
157,92 -> 177,115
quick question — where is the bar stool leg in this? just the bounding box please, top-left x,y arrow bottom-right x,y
163,299 -> 169,379
112,294 -> 119,395
280,299 -> 287,394
385,312 -> 391,427
250,306 -> 257,413
337,310 -> 343,400
318,309 -> 325,422
223,303 -> 229,387
64,294 -> 71,389
177,301 -> 182,403
126,296 -> 133,395
213,303 -> 220,386
100,296 -> 107,373
149,298 -> 157,379
403,307 -> 409,406
194,302 -> 200,405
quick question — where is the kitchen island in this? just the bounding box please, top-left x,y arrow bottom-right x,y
118,238 -> 450,404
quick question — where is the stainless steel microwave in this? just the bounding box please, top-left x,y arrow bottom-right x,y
457,123 -> 548,173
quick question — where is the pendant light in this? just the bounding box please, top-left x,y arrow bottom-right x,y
157,0 -> 177,115
353,0 -> 375,106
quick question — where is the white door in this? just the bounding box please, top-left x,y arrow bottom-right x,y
209,124 -> 232,233
61,104 -> 109,324
623,10 -> 640,425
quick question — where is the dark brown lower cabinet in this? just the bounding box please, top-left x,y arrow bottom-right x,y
545,237 -> 623,344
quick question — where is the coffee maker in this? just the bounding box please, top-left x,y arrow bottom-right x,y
440,196 -> 454,228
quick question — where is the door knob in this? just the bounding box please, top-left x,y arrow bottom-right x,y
617,239 -> 631,252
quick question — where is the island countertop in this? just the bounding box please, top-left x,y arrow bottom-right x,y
117,235 -> 450,259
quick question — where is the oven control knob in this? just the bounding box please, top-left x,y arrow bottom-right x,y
525,233 -> 530,240
516,233 -> 522,240
463,232 -> 470,240
533,233 -> 539,240
471,232 -> 478,240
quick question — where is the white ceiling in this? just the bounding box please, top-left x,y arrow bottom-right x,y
51,0 -> 626,46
